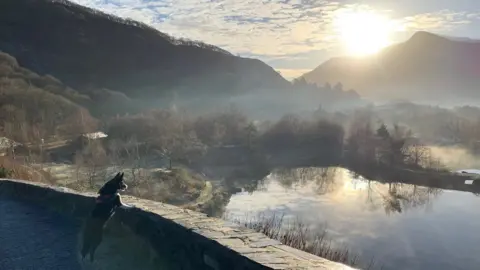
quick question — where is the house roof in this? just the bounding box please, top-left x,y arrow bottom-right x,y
82,132 -> 108,140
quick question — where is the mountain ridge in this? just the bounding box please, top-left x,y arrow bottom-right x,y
301,31 -> 480,102
0,0 -> 289,99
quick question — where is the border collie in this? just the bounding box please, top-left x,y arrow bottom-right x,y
80,172 -> 132,262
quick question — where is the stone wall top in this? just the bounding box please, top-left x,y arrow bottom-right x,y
0,179 -> 356,270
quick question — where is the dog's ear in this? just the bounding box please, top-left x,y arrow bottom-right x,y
115,172 -> 124,182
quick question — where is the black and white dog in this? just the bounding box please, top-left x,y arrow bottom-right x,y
80,172 -> 133,262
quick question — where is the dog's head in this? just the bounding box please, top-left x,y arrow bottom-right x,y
98,172 -> 128,195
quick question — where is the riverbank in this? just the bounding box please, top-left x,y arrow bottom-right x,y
344,163 -> 479,193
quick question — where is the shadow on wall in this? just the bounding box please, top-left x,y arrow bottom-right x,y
79,222 -> 159,270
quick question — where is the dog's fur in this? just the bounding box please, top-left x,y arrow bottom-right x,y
80,172 -> 131,262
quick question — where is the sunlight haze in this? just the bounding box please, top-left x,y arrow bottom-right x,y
334,10 -> 397,56
3,1 -> 480,270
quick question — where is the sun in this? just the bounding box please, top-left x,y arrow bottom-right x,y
334,10 -> 395,57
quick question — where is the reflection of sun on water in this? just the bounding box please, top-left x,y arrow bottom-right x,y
334,10 -> 398,57
227,167 -> 444,225
334,168 -> 369,192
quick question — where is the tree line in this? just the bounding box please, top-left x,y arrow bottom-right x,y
95,106 -> 441,173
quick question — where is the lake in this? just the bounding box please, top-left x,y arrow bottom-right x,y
225,167 -> 480,270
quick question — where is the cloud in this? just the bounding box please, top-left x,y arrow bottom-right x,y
70,0 -> 479,60
402,10 -> 477,32
68,0 -> 355,57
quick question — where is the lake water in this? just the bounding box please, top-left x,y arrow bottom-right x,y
225,167 -> 480,270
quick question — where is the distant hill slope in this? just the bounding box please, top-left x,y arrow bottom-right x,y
0,52 -> 98,142
301,31 -> 480,102
0,0 -> 289,99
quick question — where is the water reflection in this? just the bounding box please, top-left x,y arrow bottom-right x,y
274,167 -> 339,195
267,167 -> 442,215
226,167 -> 480,270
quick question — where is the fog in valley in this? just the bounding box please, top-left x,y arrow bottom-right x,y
2,1 -> 480,270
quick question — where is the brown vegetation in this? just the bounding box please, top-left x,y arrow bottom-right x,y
0,156 -> 52,183
0,52 -> 98,143
232,213 -> 380,269
64,136 -> 227,214
133,168 -> 206,205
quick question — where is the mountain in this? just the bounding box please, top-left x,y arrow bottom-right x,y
0,0 -> 289,100
441,35 -> 480,43
301,31 -> 480,103
0,51 -> 98,142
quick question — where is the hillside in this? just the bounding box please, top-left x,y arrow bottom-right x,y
0,0 -> 289,100
301,31 -> 480,103
0,52 -> 98,143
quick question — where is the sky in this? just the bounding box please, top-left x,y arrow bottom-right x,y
70,0 -> 480,79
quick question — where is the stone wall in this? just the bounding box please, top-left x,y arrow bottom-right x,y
0,179 -> 354,270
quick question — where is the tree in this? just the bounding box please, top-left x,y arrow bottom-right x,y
333,82 -> 343,92
376,124 -> 409,167
261,114 -> 301,154
406,142 -> 429,168
244,122 -> 258,149
156,131 -> 206,168
376,123 -> 390,140
345,109 -> 376,165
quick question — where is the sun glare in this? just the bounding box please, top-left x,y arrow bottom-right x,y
334,10 -> 395,57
